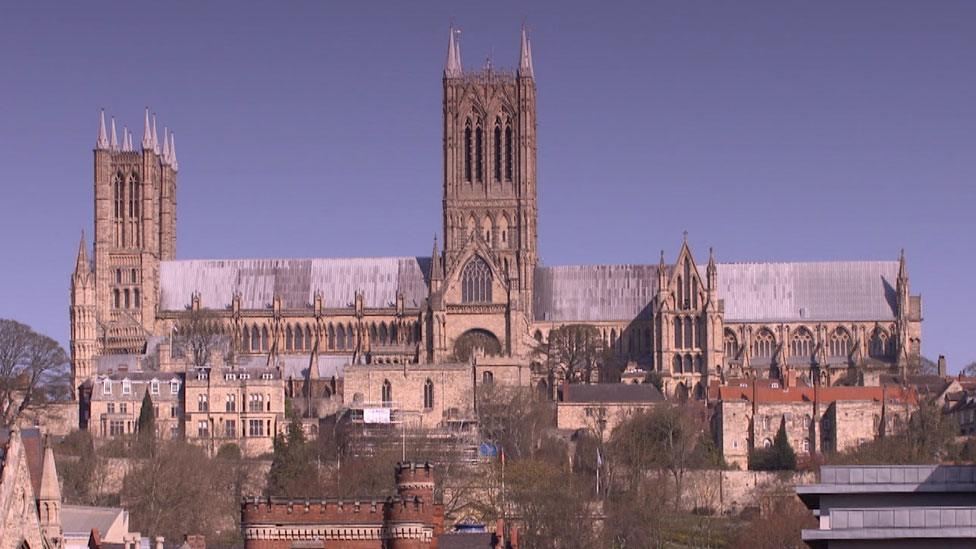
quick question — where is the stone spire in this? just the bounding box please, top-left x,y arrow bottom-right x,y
121,126 -> 130,152
151,113 -> 160,154
518,25 -> 534,78
96,109 -> 109,150
898,248 -> 908,283
74,231 -> 90,275
169,132 -> 178,171
431,235 -> 443,280
38,438 -> 61,502
445,27 -> 462,78
110,117 -> 118,151
657,249 -> 668,296
141,107 -> 152,149
161,127 -> 171,164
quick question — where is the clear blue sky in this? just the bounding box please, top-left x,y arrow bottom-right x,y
1,2 -> 974,369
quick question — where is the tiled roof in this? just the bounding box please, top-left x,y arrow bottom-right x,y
159,257 -> 430,311
61,504 -> 125,536
563,383 -> 665,403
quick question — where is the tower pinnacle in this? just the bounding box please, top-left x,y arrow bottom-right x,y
74,231 -> 90,275
519,25 -> 534,78
151,113 -> 160,154
96,109 -> 109,150
162,127 -> 171,164
445,27 -> 462,78
169,132 -> 178,171
110,117 -> 118,151
141,107 -> 152,149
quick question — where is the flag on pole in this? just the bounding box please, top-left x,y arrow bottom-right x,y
596,448 -> 603,467
501,449 -> 506,467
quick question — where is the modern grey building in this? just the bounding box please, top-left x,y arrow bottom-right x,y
797,465 -> 976,548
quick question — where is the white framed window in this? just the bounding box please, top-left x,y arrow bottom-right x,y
226,394 -> 236,412
197,420 -> 209,438
107,403 -> 115,414
122,379 -> 131,395
170,380 -> 180,394
150,379 -> 159,395
103,379 -> 112,395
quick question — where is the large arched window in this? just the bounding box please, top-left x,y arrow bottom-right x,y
829,328 -> 851,357
295,324 -> 305,351
753,329 -> 775,358
328,324 -> 336,350
674,318 -> 682,348
461,256 -> 492,303
724,330 -> 738,358
673,354 -> 682,374
113,172 -> 124,245
381,379 -> 393,406
260,326 -> 269,352
684,317 -> 693,349
869,328 -> 891,359
423,378 -> 434,409
250,325 -> 261,352
464,120 -> 473,182
791,328 -> 814,359
285,325 -> 293,351
128,173 -> 140,246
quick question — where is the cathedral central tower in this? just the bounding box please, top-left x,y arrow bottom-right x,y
441,27 -> 538,313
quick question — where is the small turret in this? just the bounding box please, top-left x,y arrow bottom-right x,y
96,109 -> 109,150
38,437 -> 63,543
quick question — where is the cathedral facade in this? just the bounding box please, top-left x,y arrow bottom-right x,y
70,28 -> 923,415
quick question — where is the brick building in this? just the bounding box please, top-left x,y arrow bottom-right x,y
712,382 -> 917,469
242,462 -> 444,548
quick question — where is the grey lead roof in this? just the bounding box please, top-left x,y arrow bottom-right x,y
159,256 -> 899,324
533,261 -> 899,323
159,257 -> 430,311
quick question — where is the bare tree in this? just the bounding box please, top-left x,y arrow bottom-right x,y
0,319 -> 69,427
536,324 -> 609,383
174,309 -> 228,368
476,384 -> 556,461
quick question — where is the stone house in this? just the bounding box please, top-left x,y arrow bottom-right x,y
183,363 -> 285,457
556,383 -> 665,438
89,371 -> 184,442
713,383 -> 917,469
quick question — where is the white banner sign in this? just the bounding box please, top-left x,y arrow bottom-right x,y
363,407 -> 391,424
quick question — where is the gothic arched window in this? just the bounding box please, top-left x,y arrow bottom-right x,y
673,354 -> 682,374
285,325 -> 293,351
295,325 -> 305,351
464,120 -> 473,182
504,123 -> 513,181
113,172 -> 124,245
724,330 -> 738,359
461,256 -> 492,303
242,325 -> 251,352
260,326 -> 269,352
337,324 -> 346,350
423,378 -> 434,409
494,120 -> 502,182
251,325 -> 261,352
791,328 -> 814,359
674,317 -> 682,348
684,317 -> 693,349
753,329 -> 775,358
128,173 -> 140,246
475,123 -> 484,182
328,324 -> 336,350
381,379 -> 393,406
829,328 -> 851,357
869,328 -> 891,359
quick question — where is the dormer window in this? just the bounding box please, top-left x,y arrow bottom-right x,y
122,379 -> 131,395
103,379 -> 112,395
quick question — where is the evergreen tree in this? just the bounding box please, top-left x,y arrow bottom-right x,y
267,413 -> 321,497
772,416 -> 797,470
137,390 -> 156,456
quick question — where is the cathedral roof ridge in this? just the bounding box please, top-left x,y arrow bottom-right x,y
163,254 -> 431,264
716,259 -> 899,267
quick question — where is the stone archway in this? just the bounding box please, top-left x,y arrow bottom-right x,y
453,329 -> 502,362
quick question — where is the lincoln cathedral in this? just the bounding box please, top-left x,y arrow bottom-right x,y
69,27 -> 923,421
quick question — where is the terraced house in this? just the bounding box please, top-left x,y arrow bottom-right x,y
68,27 -> 922,429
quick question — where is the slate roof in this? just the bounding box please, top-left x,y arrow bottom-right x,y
159,257 -> 430,311
61,504 -> 126,537
159,256 -> 900,325
564,383 -> 665,403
